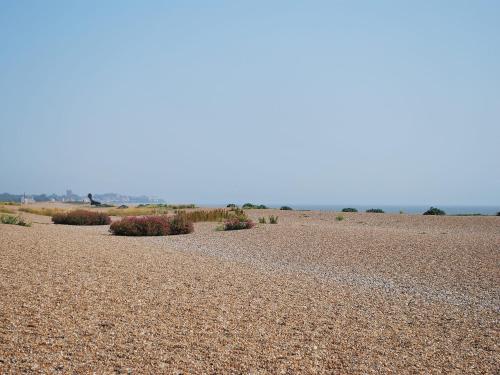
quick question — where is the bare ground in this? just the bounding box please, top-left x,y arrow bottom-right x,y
0,208 -> 499,373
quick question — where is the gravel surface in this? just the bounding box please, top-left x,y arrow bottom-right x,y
1,208 -> 499,373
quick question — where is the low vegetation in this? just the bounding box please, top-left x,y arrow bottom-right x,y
0,214 -> 31,227
269,215 -> 278,224
366,208 -> 384,213
423,207 -> 446,216
106,206 -> 169,217
335,215 -> 345,221
168,212 -> 195,235
258,217 -> 266,224
222,217 -> 255,230
176,209 -> 239,223
137,203 -> 196,209
342,208 -> 358,212
110,214 -> 193,236
19,207 -> 67,216
52,210 -> 111,225
0,206 -> 15,214
497,212 -> 500,216
242,203 -> 268,209
280,206 -> 293,210
0,201 -> 20,206
226,204 -> 237,208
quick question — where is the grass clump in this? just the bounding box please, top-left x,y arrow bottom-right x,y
280,206 -> 293,210
110,214 -> 192,236
168,212 -> 195,235
0,201 -> 20,206
335,215 -> 345,221
341,208 -> 358,212
19,207 -> 67,216
242,203 -> 268,209
52,210 -> 111,225
106,206 -> 169,216
258,217 -> 266,224
0,206 -> 15,214
366,208 -> 385,213
0,214 -> 31,227
423,207 -> 446,216
177,209 -> 237,223
269,215 -> 278,224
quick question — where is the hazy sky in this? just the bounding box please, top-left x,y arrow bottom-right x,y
1,1 -> 499,205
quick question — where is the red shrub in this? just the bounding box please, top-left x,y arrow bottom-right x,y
109,214 -> 193,236
109,215 -> 170,236
223,217 -> 254,231
52,210 -> 111,225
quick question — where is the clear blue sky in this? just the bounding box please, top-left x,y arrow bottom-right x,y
1,1 -> 499,205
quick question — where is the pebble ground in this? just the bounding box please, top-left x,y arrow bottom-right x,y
0,208 -> 499,373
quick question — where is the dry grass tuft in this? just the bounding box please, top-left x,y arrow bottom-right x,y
18,207 -> 67,216
0,206 -> 16,214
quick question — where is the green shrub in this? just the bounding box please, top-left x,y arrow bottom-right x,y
366,208 -> 384,213
269,215 -> 278,224
0,214 -> 31,227
52,210 -> 111,225
341,208 -> 357,212
258,217 -> 266,224
423,207 -> 446,216
226,204 -> 237,208
335,215 -> 344,221
242,203 -> 268,209
280,206 -> 293,210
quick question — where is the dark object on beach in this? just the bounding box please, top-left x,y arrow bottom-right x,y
497,212 -> 500,216
342,208 -> 358,212
280,206 -> 293,210
227,204 -> 237,208
423,207 -> 446,216
52,210 -> 111,225
117,205 -> 129,209
366,208 -> 385,213
87,193 -> 101,206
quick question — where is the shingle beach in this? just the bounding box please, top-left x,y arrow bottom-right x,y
1,207 -> 499,373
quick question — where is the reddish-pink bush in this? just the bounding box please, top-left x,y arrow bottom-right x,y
52,210 -> 111,225
109,214 -> 193,236
223,217 -> 254,231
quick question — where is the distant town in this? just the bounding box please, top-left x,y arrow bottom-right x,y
0,190 -> 165,204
